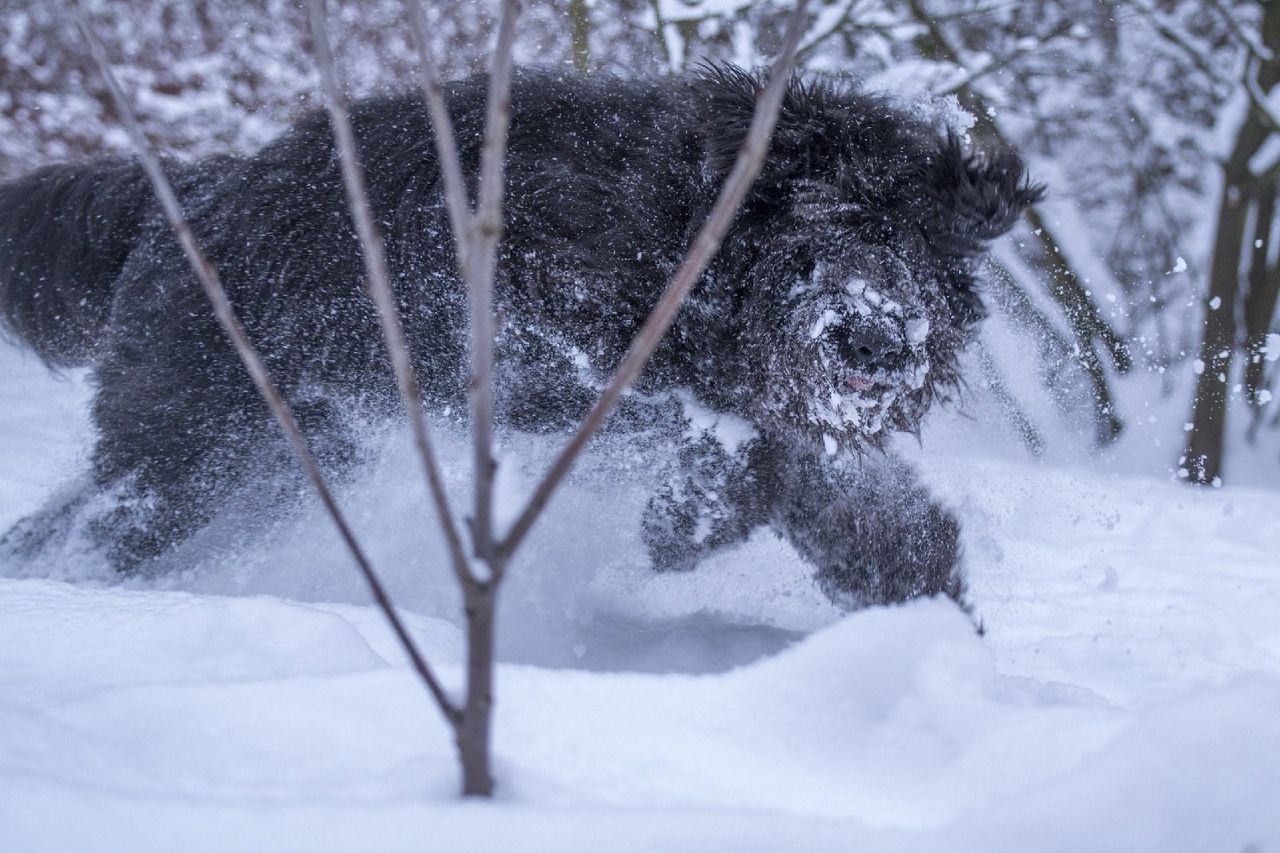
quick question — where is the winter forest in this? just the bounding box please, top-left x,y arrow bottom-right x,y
2,0 -> 1279,850
6,0 -> 1280,482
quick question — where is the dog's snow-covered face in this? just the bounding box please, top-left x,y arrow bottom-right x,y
742,239 -> 982,455
789,260 -> 939,451
696,69 -> 1042,454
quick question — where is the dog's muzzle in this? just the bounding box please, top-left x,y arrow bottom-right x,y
827,316 -> 908,390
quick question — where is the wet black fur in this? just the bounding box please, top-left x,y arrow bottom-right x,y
0,67 -> 1040,608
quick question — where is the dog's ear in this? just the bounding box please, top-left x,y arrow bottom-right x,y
691,64 -> 765,178
691,63 -> 813,181
919,134 -> 1044,256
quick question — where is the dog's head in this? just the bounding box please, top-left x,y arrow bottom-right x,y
694,66 -> 1042,453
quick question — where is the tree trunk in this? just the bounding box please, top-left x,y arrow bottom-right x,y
906,1 -> 1128,445
1185,178 -> 1253,483
1244,180 -> 1280,410
1184,0 -> 1280,483
458,582 -> 498,797
1021,207 -> 1129,444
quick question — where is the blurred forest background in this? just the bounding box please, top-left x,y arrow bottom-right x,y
1,0 -> 1277,486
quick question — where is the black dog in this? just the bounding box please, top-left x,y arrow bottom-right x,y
0,67 -> 1039,608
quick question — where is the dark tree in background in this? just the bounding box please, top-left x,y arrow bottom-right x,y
1181,0 -> 1280,484
3,0 -> 1279,481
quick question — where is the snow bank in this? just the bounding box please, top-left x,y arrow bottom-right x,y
3,576 -> 1277,851
2,341 -> 1280,851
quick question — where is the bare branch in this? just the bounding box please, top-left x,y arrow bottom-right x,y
499,0 -> 813,562
934,18 -> 1077,98
1244,59 -> 1280,137
405,0 -> 475,260
476,0 -> 521,236
795,0 -> 866,63
305,0 -> 474,594
646,0 -> 677,71
1128,0 -> 1239,89
469,0 -> 522,571
75,0 -> 460,727
1204,0 -> 1272,64
975,341 -> 1044,458
404,0 -> 521,575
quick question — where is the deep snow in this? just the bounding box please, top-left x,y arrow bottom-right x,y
2,337 -> 1279,852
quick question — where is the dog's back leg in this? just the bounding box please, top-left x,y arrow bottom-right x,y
87,333 -> 367,574
87,339 -> 267,571
0,476 -> 95,567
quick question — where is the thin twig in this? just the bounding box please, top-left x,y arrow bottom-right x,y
305,0 -> 474,597
405,0 -> 475,261
1245,58 -> 1280,136
499,0 -> 812,561
468,0 -> 521,573
1205,0 -> 1272,63
475,0 -> 520,236
405,0 -> 520,577
976,341 -> 1044,458
409,0 -> 522,577
647,0 -> 676,72
1126,0 -> 1237,89
934,18 -> 1077,98
75,0 -> 460,727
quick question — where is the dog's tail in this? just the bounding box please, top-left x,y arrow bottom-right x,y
0,158 -> 155,367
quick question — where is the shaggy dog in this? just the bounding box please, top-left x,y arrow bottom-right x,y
0,67 -> 1040,608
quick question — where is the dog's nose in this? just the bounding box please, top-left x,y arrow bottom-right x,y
830,320 -> 904,372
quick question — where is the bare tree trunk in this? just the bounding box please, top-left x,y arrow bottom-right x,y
1185,174 -> 1253,483
1021,206 -> 1129,444
455,0 -> 810,793
1244,180 -> 1280,416
458,581 -> 498,795
405,0 -> 809,797
387,0 -> 523,797
1184,0 -> 1280,483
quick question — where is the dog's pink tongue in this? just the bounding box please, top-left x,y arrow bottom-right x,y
846,374 -> 875,392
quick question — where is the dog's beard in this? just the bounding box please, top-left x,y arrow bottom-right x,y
798,347 -> 930,455
757,281 -> 934,455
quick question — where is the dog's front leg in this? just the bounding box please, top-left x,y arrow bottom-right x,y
772,449 -> 966,610
641,407 -> 779,573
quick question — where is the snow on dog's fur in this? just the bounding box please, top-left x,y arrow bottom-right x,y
0,66 -> 1040,608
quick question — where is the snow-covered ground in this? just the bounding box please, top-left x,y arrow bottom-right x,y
2,338 -> 1279,852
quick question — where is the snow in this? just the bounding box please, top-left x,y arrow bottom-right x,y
1265,332 -> 1280,362
680,392 -> 759,457
2,338 -> 1280,851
